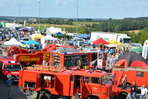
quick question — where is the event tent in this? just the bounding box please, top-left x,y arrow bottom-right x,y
77,34 -> 87,38
93,38 -> 109,45
4,37 -> 23,46
32,34 -> 44,40
115,52 -> 148,68
24,40 -> 39,44
105,44 -> 126,51
53,32 -> 63,35
108,39 -> 122,44
44,35 -> 57,40
142,39 -> 148,59
129,47 -> 143,53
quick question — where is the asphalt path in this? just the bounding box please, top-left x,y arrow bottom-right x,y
0,80 -> 37,99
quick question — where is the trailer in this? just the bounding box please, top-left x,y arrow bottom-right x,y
19,66 -> 131,99
90,32 -> 132,48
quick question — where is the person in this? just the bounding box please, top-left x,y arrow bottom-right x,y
121,75 -> 127,89
140,85 -> 147,99
131,81 -> 138,99
42,59 -> 47,65
6,75 -> 12,99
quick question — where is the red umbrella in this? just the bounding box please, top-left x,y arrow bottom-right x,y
93,38 -> 109,45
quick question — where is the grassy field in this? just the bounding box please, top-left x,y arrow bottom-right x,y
128,30 -> 141,33
73,21 -> 100,25
26,21 -> 100,30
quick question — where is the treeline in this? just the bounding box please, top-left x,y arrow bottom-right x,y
88,17 -> 148,32
29,18 -> 104,25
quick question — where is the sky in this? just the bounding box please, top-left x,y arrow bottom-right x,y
0,0 -> 148,19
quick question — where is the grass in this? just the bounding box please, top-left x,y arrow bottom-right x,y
73,21 -> 100,25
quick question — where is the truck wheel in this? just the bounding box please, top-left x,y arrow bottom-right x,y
87,96 -> 99,99
39,93 -> 51,99
119,92 -> 128,99
28,62 -> 36,66
21,63 -> 27,68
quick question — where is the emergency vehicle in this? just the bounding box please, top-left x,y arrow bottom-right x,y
19,66 -> 131,99
49,48 -> 108,70
112,52 -> 148,87
0,56 -> 22,82
7,45 -> 76,67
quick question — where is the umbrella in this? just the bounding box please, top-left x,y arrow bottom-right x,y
129,47 -> 143,53
93,38 -> 109,45
4,37 -> 23,46
108,39 -> 122,44
24,40 -> 40,44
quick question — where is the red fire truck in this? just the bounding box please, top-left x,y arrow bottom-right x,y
0,56 -> 22,82
49,48 -> 108,71
6,45 -> 77,67
19,66 -> 131,99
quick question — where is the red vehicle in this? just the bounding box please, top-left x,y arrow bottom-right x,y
6,44 -> 76,67
112,52 -> 148,87
0,56 -> 22,82
19,66 -> 131,99
49,48 -> 109,71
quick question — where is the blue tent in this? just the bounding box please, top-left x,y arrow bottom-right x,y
24,40 -> 39,44
78,34 -> 87,38
53,32 -> 63,35
83,34 -> 91,38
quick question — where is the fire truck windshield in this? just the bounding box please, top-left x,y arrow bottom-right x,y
6,65 -> 22,71
102,75 -> 107,84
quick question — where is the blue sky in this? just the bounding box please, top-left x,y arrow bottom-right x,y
0,0 -> 148,19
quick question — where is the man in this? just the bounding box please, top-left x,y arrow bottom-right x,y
6,75 -> 12,99
140,85 -> 147,99
131,81 -> 138,99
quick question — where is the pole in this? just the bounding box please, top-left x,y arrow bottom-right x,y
76,0 -> 78,33
19,5 -> 20,24
38,0 -> 40,31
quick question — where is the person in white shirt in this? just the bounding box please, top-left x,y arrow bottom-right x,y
140,85 -> 147,99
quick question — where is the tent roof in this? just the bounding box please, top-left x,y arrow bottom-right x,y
108,39 -> 122,44
115,52 -> 148,68
24,40 -> 39,44
4,37 -> 23,46
93,38 -> 109,45
129,47 -> 143,53
32,33 -> 44,40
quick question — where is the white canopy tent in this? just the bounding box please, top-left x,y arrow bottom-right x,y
142,39 -> 148,59
4,37 -> 23,46
46,26 -> 63,35
41,35 -> 58,48
105,44 -> 126,51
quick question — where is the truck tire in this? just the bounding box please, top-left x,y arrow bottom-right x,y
38,93 -> 51,99
20,62 -> 27,68
87,96 -> 99,99
119,92 -> 128,99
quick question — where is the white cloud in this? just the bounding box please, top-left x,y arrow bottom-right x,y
0,2 -> 4,7
55,0 -> 67,5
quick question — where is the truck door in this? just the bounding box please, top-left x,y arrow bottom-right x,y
80,76 -> 91,98
87,77 -> 102,95
70,75 -> 82,96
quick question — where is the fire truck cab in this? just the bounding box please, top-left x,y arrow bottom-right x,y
0,56 -> 22,82
19,68 -> 113,99
19,67 -> 131,99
